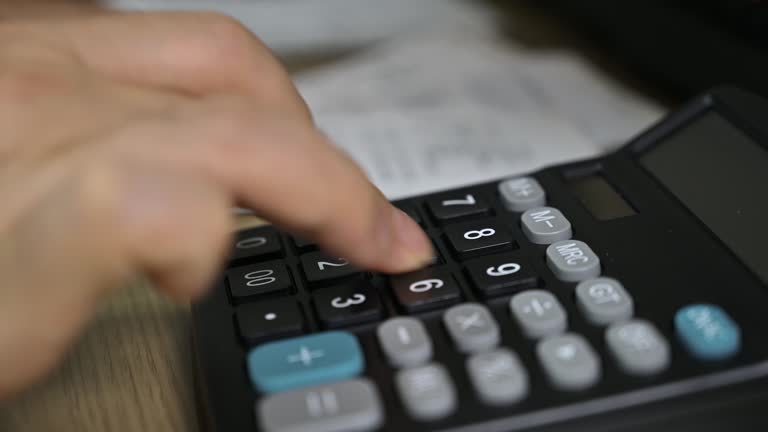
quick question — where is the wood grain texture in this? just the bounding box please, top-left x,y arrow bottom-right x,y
0,217 -> 265,432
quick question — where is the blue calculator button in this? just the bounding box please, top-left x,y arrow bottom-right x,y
247,331 -> 364,394
675,304 -> 741,361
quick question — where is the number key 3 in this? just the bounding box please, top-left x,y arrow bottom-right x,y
444,220 -> 516,259
226,260 -> 293,301
313,280 -> 383,328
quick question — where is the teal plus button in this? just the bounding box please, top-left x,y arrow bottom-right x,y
675,304 -> 741,361
247,331 -> 364,394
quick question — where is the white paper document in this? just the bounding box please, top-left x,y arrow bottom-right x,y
296,34 -> 666,199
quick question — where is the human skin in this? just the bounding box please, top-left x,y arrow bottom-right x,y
0,9 -> 433,399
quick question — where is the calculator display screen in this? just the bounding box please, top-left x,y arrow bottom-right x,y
641,112 -> 768,285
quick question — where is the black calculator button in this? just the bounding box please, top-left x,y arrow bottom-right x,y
227,260 -> 292,301
396,203 -> 423,226
313,280 -> 383,328
444,220 -> 515,259
390,268 -> 462,313
230,226 -> 282,262
301,251 -> 360,284
465,253 -> 538,298
292,236 -> 316,251
236,298 -> 304,345
426,192 -> 489,222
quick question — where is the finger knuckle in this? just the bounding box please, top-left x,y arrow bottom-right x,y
179,13 -> 289,88
187,13 -> 266,65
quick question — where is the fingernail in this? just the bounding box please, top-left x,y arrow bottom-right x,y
392,208 -> 433,270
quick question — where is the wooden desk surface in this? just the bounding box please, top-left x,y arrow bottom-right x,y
0,217 -> 263,432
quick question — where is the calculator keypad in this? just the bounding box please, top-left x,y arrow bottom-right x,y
444,219 -> 515,258
395,363 -> 457,421
464,253 -> 539,298
231,226 -> 283,262
537,333 -> 601,391
546,240 -> 601,282
606,320 -> 670,376
377,317 -> 433,368
247,331 -> 364,394
442,303 -> 500,354
576,278 -> 634,325
466,348 -> 529,406
257,378 -> 384,432
313,280 -> 383,328
390,268 -> 462,313
227,260 -> 292,300
426,192 -> 490,222
510,290 -> 568,339
521,206 -> 573,244
301,252 -> 360,284
498,177 -> 546,212
236,299 -> 304,345
198,173 -> 757,432
674,304 -> 741,361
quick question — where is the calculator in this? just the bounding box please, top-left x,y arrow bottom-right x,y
192,87 -> 768,432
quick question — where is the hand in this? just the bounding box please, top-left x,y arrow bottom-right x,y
0,12 -> 432,399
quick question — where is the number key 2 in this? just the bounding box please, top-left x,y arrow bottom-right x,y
426,192 -> 490,223
227,260 -> 292,301
301,251 -> 360,284
390,268 -> 462,313
313,280 -> 383,328
444,219 -> 516,259
464,253 -> 539,298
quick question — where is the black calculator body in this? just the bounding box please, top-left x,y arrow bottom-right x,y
192,87 -> 768,432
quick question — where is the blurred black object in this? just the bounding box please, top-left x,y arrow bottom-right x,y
524,0 -> 768,99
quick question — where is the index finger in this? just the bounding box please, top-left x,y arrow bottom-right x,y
108,102 -> 434,274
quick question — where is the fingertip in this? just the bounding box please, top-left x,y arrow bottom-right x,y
377,207 -> 434,274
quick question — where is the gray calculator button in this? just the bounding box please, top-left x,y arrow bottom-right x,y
499,177 -> 546,212
537,333 -> 601,391
576,278 -> 634,325
606,320 -> 670,376
443,303 -> 500,354
467,348 -> 528,406
396,363 -> 457,422
377,317 -> 432,368
257,378 -> 383,432
510,290 -> 567,339
521,207 -> 572,244
546,240 -> 601,282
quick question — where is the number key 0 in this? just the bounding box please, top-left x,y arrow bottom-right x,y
226,260 -> 293,301
444,220 -> 516,259
230,226 -> 283,263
